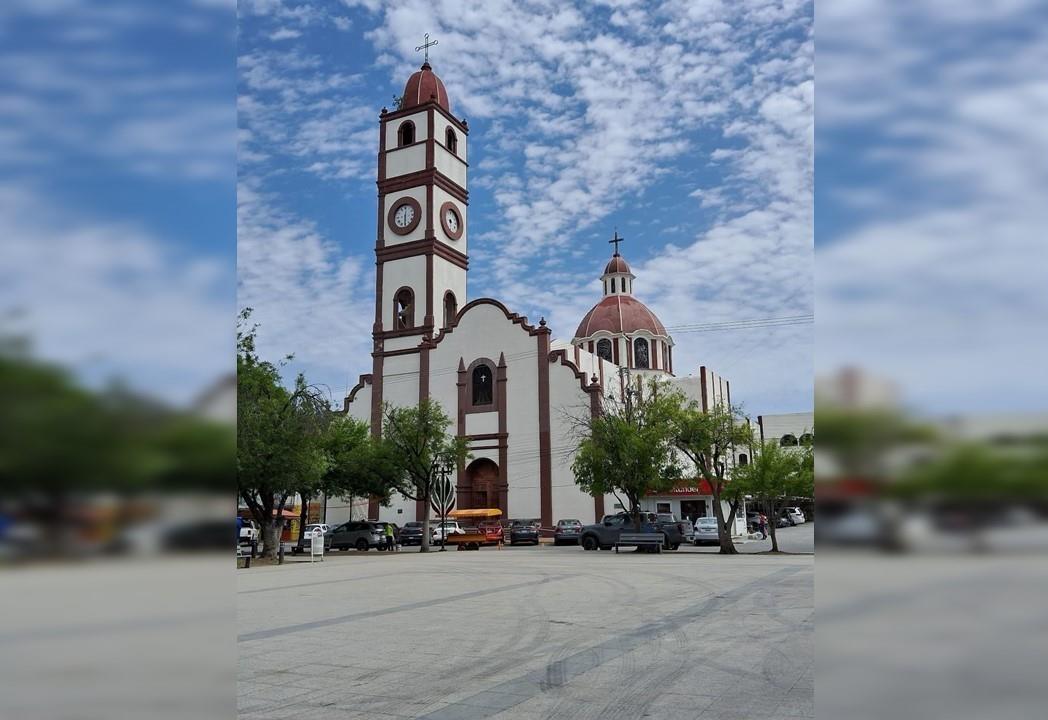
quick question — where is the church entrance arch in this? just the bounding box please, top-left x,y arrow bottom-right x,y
461,458 -> 504,513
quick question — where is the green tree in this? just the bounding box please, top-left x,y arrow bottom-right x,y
236,310 -> 329,558
380,399 -> 469,552
732,439 -> 814,552
572,379 -> 683,531
671,402 -> 755,554
312,414 -> 402,539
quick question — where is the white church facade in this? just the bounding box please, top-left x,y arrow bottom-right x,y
336,61 -> 741,530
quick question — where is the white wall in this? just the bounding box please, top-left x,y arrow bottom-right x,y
382,187 -> 427,245
381,254 -> 427,331
385,144 -> 426,178
384,110 -> 428,149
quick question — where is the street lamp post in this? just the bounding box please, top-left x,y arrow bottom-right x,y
437,458 -> 454,552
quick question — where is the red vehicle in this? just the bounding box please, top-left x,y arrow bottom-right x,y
446,509 -> 504,550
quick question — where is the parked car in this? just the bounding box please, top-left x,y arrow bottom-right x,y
745,511 -> 762,533
326,520 -> 386,551
783,507 -> 806,526
655,513 -> 693,544
303,523 -> 330,536
371,521 -> 400,543
579,512 -> 677,551
553,519 -> 583,545
239,518 -> 260,546
693,516 -> 720,545
477,521 -> 505,545
509,519 -> 540,545
399,521 -> 425,546
432,521 -> 465,545
775,513 -> 790,528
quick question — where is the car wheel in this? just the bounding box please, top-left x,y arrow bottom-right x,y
670,543 -> 680,551
355,539 -> 369,551
581,535 -> 598,551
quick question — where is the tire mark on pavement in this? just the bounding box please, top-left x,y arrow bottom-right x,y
238,575 -> 568,642
415,566 -> 804,720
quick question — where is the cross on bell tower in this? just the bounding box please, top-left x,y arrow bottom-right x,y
609,229 -> 624,257
415,33 -> 438,64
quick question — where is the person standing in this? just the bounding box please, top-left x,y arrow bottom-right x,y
758,513 -> 768,540
384,523 -> 395,551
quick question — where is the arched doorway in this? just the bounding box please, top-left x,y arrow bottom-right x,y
461,458 -> 502,512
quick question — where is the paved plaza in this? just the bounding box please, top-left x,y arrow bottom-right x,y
238,531 -> 814,720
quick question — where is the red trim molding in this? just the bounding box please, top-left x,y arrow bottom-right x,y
496,352 -> 509,515
375,237 -> 469,270
378,168 -> 468,204
536,328 -> 552,529
346,374 -> 372,407
381,100 -> 469,135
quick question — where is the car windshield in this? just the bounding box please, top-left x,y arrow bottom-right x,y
697,519 -> 717,526
405,522 -> 422,528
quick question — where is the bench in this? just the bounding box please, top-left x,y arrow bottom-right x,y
615,533 -> 663,553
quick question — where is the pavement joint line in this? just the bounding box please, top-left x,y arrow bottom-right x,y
238,574 -> 569,642
414,565 -> 806,720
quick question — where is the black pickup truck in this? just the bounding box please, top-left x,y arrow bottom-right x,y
579,512 -> 685,551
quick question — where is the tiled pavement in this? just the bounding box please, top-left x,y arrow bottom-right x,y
239,546 -> 813,719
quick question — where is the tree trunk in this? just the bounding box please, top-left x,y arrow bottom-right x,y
420,486 -> 432,552
768,498 -> 780,552
261,519 -> 281,559
712,491 -> 738,554
297,493 -> 310,547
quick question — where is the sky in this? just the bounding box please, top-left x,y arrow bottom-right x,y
5,1 -> 1037,416
0,0 -> 235,404
237,0 -> 815,417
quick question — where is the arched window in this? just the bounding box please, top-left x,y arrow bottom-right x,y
397,121 -> 415,147
738,453 -> 749,466
443,291 -> 457,329
799,432 -> 813,446
633,338 -> 649,369
445,127 -> 457,154
611,278 -> 617,293
780,434 -> 798,447
596,338 -> 613,362
393,288 -> 414,329
472,364 -> 493,406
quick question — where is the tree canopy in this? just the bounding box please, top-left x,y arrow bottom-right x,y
572,379 -> 683,529
380,399 -> 469,551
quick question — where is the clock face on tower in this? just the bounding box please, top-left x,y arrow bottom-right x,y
439,201 -> 464,240
394,204 -> 414,228
387,197 -> 422,235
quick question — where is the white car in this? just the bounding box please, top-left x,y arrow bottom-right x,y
693,517 -> 720,545
432,521 -> 465,544
784,507 -> 806,525
239,519 -> 260,545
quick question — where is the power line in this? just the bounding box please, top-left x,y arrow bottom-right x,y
664,314 -> 813,334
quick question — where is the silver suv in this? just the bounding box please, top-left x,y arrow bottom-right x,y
326,521 -> 386,551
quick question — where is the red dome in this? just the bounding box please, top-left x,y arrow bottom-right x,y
401,62 -> 449,111
603,255 -> 632,275
574,295 -> 667,339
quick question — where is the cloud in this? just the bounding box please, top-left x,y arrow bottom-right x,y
0,185 -> 232,405
236,180 -> 374,399
269,27 -> 302,40
239,0 -> 814,412
816,0 -> 1048,412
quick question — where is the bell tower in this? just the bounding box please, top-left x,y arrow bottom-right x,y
370,55 -> 470,433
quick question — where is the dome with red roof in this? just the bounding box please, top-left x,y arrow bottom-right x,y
401,62 -> 449,111
574,295 -> 667,338
603,254 -> 632,275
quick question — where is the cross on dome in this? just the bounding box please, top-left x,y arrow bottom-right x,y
608,229 -> 624,257
415,33 -> 438,65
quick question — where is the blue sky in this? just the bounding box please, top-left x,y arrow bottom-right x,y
237,0 -> 814,417
1,0 -> 234,404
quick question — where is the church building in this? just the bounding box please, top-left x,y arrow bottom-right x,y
338,60 -> 738,530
